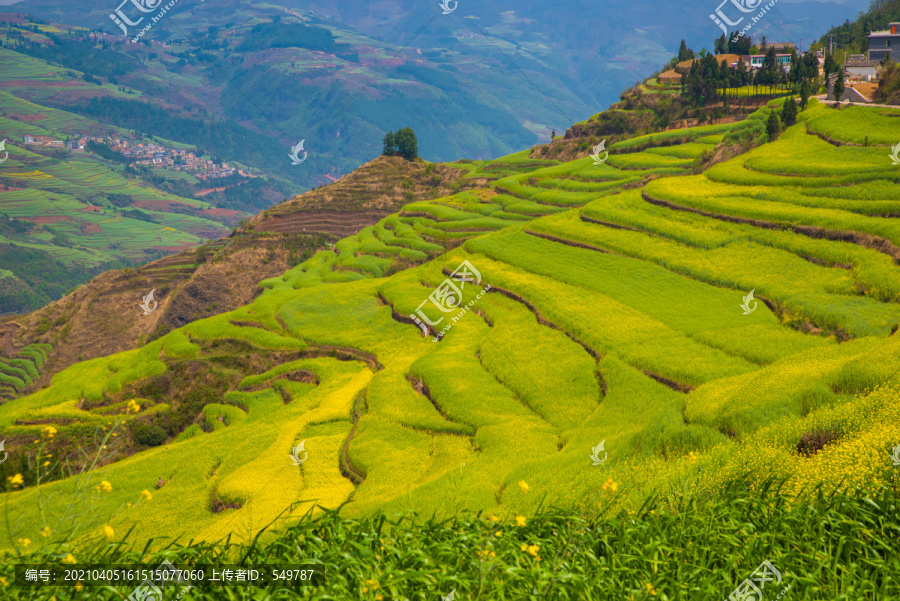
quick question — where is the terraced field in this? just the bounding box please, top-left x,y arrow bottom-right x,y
0,81 -> 250,312
0,343 -> 51,402
1,98 -> 899,575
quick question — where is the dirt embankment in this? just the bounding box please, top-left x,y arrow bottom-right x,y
0,232 -> 333,393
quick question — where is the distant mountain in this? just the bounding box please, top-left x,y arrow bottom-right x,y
8,0 -> 858,143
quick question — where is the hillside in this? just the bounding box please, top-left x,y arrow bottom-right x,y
0,155 -> 475,398
0,29 -> 260,314
1,5 -> 900,590
0,89 -> 897,554
0,0 -> 865,316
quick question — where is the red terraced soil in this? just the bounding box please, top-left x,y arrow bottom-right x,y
77,205 -> 104,212
256,210 -> 389,236
188,227 -> 231,239
199,208 -> 243,218
80,223 -> 102,235
8,113 -> 48,122
143,255 -> 198,269
16,215 -> 72,224
66,88 -> 116,99
323,167 -> 340,183
0,13 -> 27,24
195,187 -> 227,197
132,200 -> 180,210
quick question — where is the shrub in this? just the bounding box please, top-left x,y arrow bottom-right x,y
129,422 -> 167,447
796,430 -> 841,457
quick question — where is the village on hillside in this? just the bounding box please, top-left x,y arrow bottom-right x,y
20,134 -> 241,180
657,22 -> 900,104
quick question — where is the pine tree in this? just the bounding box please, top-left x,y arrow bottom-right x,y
782,96 -> 798,127
715,34 -> 727,55
832,69 -> 845,104
823,53 -> 835,80
678,40 -> 694,62
551,129 -> 556,140
788,49 -> 800,83
800,78 -> 810,109
766,111 -> 781,140
737,58 -> 748,87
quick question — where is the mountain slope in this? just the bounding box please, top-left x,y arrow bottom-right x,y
0,155 -> 476,396
1,93 -> 898,555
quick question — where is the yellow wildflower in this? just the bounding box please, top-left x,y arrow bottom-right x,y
488,513 -> 500,522
75,583 -> 84,592
526,544 -> 540,557
7,473 -> 24,487
362,578 -> 380,593
646,583 -> 657,596
42,426 -> 57,438
40,526 -> 52,537
687,452 -> 698,463
104,525 -> 114,540
61,553 -> 77,564
141,489 -> 152,501
0,577 -> 7,586
518,480 -> 530,494
99,481 -> 112,493
17,538 -> 31,548
515,515 -> 526,527
43,461 -> 50,467
601,477 -> 618,494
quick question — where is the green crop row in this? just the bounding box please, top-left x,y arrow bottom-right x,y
804,101 -> 900,145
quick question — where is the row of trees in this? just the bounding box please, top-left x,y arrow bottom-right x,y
382,127 -> 419,160
677,34 -> 821,107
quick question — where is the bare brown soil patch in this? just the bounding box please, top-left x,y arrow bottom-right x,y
9,113 -> 48,122
79,223 -> 102,235
642,371 -> 696,393
17,215 -> 71,224
797,430 -> 842,457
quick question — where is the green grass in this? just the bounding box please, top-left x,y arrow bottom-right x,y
2,478 -> 899,600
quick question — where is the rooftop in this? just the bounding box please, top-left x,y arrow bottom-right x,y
847,58 -> 880,68
870,23 -> 900,36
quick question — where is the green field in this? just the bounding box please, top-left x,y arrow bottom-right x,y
1,88 -> 900,599
0,78 -> 248,312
